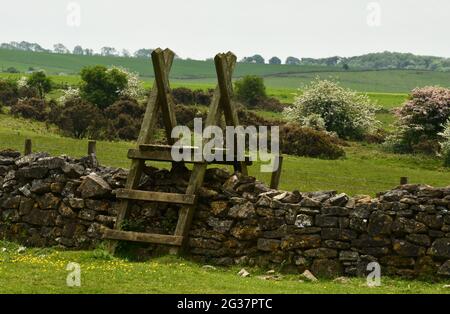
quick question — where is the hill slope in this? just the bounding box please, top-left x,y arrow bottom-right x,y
0,49 -> 449,93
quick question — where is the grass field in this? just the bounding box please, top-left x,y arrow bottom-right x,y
1,113 -> 449,196
0,241 -> 448,294
1,49 -> 449,93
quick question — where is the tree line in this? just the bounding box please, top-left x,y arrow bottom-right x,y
1,41 -> 449,71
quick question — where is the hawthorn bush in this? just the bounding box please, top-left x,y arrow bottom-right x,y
285,79 -> 379,139
386,86 -> 450,154
279,123 -> 345,159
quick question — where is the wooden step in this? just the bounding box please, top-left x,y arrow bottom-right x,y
116,189 -> 196,205
103,229 -> 183,246
130,144 -> 252,165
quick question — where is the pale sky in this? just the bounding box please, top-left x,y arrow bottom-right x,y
1,0 -> 449,60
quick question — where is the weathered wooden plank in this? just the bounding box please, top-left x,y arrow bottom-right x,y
152,49 -> 177,145
109,49 -> 175,254
103,229 -> 183,246
171,54 -> 234,254
214,53 -> 248,176
116,189 -> 196,205
128,149 -> 253,165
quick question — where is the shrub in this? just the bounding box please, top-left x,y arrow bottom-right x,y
173,105 -> 206,129
285,79 -> 379,139
279,123 -> 345,159
0,79 -> 19,106
11,98 -> 48,121
235,75 -> 267,107
109,66 -> 143,100
104,98 -> 145,140
386,86 -> 450,154
193,89 -> 213,106
27,71 -> 52,99
49,98 -> 105,138
80,65 -> 128,110
255,96 -> 285,112
172,87 -> 194,105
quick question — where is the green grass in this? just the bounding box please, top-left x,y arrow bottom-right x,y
1,113 -> 449,196
0,241 -> 447,294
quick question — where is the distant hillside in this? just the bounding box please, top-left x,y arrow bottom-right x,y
300,51 -> 450,72
0,49 -> 342,79
0,49 -> 449,93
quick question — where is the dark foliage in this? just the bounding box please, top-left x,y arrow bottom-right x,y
80,65 -> 128,110
49,98 -> 105,139
11,97 -> 48,121
0,80 -> 19,107
279,123 -> 346,159
104,98 -> 145,140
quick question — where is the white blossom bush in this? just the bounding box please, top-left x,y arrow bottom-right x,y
58,86 -> 80,104
284,79 -> 379,139
17,76 -> 29,89
439,119 -> 450,166
107,66 -> 144,99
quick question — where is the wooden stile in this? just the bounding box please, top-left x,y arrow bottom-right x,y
103,48 -> 281,255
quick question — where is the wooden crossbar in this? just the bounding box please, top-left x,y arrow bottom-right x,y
116,189 -> 196,205
104,229 -> 183,246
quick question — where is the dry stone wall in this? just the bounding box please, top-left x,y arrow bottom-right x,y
1,149 -> 450,279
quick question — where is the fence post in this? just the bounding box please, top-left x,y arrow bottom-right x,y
24,139 -> 32,156
88,140 -> 97,156
270,155 -> 284,190
400,177 -> 408,185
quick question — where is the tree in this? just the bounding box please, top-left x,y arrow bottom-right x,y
342,63 -> 350,70
241,54 -> 265,64
285,56 -> 301,65
121,49 -> 131,57
234,75 -> 267,107
79,65 -> 128,110
84,48 -> 94,56
134,48 -> 153,58
269,57 -> 282,65
53,43 -> 70,54
5,67 -> 19,73
101,47 -> 118,57
73,45 -> 84,55
27,71 -> 52,99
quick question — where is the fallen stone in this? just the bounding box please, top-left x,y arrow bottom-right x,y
300,270 -> 318,282
238,268 -> 250,277
77,173 -> 111,199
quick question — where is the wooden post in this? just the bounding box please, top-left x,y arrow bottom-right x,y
270,155 -> 283,190
88,140 -> 97,156
400,177 -> 408,185
24,139 -> 32,156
